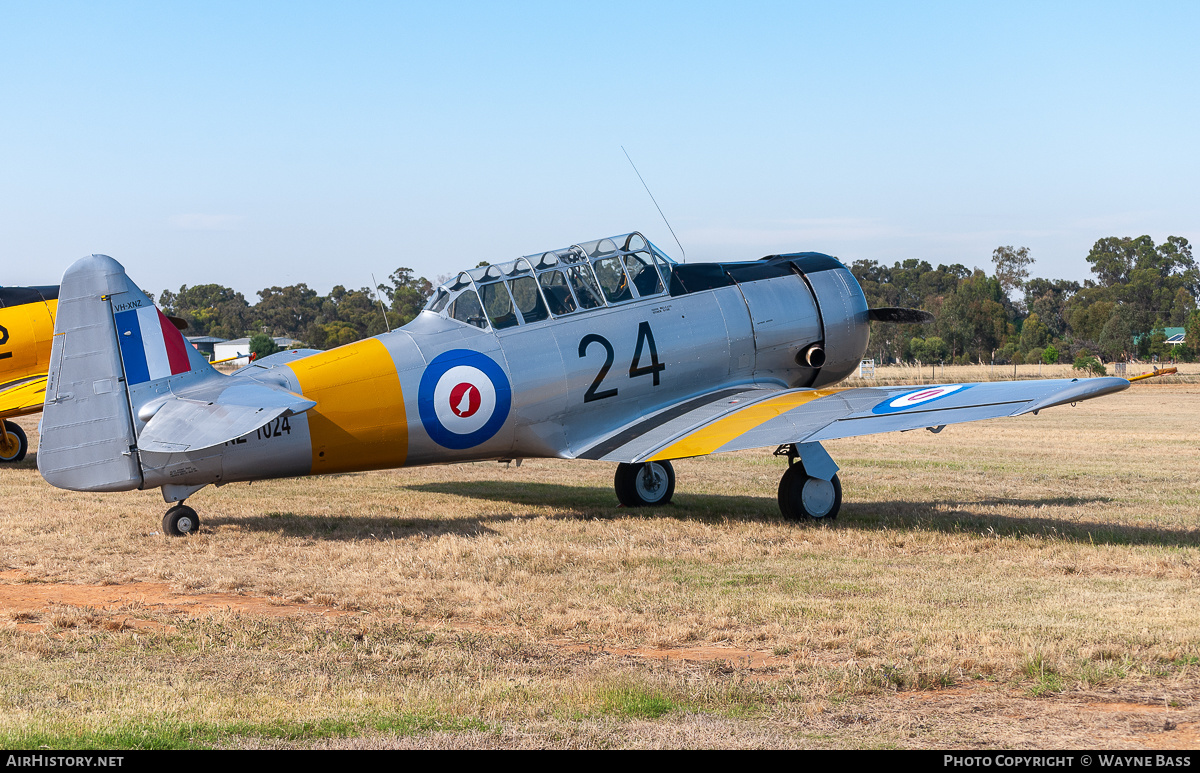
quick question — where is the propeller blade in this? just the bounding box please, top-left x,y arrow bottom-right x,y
868,307 -> 934,324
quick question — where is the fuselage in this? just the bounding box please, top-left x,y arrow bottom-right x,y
135,235 -> 870,492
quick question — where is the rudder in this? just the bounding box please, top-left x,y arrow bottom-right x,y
38,255 -> 212,492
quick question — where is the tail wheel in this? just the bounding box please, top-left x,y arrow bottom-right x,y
163,504 -> 200,536
615,460 -> 675,507
0,421 -> 27,463
778,462 -> 842,521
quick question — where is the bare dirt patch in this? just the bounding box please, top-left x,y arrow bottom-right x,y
0,571 -> 348,632
0,570 -> 783,670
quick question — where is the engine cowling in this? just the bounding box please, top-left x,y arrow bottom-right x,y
756,253 -> 870,388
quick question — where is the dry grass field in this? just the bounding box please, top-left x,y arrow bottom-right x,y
1,377 -> 1198,749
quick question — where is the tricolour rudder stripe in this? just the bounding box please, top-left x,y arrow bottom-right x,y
114,306 -> 195,385
114,308 -> 150,384
158,309 -> 191,375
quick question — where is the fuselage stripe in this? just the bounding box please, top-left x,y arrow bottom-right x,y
577,387 -> 752,461
286,337 -> 409,474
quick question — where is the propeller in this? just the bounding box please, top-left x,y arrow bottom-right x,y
868,307 -> 934,324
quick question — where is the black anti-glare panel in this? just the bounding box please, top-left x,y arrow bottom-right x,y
668,264 -> 735,296
723,262 -> 793,283
0,285 -> 59,308
766,252 -> 845,275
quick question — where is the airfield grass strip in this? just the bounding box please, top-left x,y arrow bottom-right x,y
0,386 -> 1198,747
1,715 -> 495,750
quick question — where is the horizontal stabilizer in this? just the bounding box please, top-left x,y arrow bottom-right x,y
137,380 -> 316,454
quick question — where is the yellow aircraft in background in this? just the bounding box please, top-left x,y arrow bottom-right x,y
0,286 -> 59,462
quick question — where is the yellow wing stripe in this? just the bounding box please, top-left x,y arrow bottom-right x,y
647,388 -> 846,461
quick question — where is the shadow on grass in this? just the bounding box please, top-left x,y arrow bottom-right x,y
839,500 -> 1200,548
211,480 -> 738,540
209,479 -> 1200,548
1,450 -> 39,471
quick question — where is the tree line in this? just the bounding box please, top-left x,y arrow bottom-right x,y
156,267 -> 434,351
853,235 -> 1198,367
155,235 -> 1198,364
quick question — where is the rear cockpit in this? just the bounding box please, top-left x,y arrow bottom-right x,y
424,232 -> 677,332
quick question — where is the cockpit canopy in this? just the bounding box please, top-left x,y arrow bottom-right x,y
425,232 -> 678,331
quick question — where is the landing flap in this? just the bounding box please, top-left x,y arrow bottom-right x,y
137,381 -> 316,454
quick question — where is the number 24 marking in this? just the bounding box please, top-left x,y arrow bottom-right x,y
578,321 -> 665,403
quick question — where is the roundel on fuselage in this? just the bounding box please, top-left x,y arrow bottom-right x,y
418,349 -> 512,449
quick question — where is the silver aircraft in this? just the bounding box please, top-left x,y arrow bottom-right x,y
37,232 -> 1129,535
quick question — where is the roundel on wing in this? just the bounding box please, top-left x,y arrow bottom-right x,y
418,349 -> 512,449
871,384 -> 971,414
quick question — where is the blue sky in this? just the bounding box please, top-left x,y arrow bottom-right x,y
2,1 -> 1196,299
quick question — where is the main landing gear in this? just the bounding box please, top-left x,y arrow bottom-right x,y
163,503 -> 201,536
774,443 -> 842,521
614,460 -> 675,507
0,420 -> 28,463
612,445 -> 842,521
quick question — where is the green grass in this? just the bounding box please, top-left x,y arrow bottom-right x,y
4,715 -> 496,750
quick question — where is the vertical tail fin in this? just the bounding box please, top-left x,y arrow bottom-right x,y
38,254 -> 214,492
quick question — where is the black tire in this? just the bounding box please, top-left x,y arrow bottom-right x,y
0,420 -> 27,463
163,505 -> 200,536
614,460 -> 675,507
777,462 -> 841,521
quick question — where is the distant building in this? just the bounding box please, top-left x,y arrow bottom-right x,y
1133,327 -> 1186,349
186,335 -> 227,360
212,337 -> 303,366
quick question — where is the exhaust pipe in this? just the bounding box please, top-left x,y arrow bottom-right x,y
797,343 -> 826,369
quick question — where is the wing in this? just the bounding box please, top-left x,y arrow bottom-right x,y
0,374 -> 48,419
581,377 -> 1129,463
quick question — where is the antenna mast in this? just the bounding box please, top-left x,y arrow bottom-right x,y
371,273 -> 392,333
622,146 -> 686,263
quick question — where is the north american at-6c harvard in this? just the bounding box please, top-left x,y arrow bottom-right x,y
38,232 -> 1129,535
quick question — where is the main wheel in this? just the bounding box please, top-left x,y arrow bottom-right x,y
777,462 -> 842,521
163,504 -> 200,536
614,461 -> 675,507
0,421 -> 27,463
